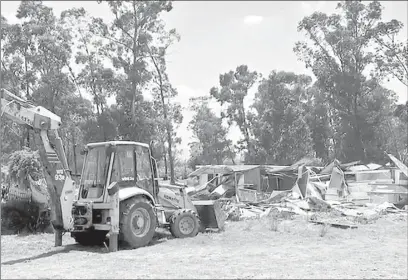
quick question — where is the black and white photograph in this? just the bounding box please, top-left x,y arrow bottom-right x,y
0,0 -> 407,279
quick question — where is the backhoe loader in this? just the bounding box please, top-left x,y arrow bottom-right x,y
0,88 -> 225,251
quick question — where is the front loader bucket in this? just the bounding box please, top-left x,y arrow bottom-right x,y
192,200 -> 226,230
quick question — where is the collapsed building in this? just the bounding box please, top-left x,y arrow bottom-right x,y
187,154 -> 408,224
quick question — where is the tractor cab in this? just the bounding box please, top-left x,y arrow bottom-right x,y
78,141 -> 158,203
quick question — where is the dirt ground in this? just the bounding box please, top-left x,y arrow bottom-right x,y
1,214 -> 407,279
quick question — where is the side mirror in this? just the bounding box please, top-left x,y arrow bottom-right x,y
80,148 -> 88,156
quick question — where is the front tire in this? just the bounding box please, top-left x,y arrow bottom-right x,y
119,196 -> 157,249
170,209 -> 200,238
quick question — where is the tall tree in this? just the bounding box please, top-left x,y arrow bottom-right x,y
188,97 -> 235,169
147,28 -> 181,184
302,85 -> 334,162
1,2 -> 94,171
250,71 -> 314,165
92,0 -> 173,119
60,7 -> 116,115
210,65 -> 258,162
294,0 -> 402,162
1,15 -> 26,154
373,20 -> 408,87
392,101 -> 408,164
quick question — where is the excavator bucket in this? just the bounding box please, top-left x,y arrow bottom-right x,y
192,199 -> 227,230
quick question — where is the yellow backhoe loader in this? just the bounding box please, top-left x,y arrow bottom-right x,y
0,88 -> 225,251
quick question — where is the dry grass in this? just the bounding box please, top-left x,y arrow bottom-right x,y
1,214 -> 407,279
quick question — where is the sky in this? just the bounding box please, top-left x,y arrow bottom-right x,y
2,1 -> 407,160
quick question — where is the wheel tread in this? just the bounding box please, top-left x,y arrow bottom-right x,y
169,208 -> 200,238
119,196 -> 156,248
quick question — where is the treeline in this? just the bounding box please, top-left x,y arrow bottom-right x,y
1,1 -> 407,181
188,1 -> 407,168
1,1 -> 184,181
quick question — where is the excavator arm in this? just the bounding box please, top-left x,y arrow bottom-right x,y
1,88 -> 75,244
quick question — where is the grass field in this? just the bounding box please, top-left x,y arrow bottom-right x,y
1,214 -> 407,279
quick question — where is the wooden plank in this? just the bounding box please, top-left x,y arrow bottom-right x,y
311,220 -> 358,229
368,191 -> 408,204
355,171 -> 391,182
347,184 -> 373,193
347,191 -> 370,199
388,154 -> 408,178
344,169 -> 391,175
370,182 -> 408,188
370,184 -> 408,194
368,191 -> 408,195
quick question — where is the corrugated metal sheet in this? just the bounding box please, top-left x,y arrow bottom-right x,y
189,165 -> 259,177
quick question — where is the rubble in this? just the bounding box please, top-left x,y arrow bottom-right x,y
188,154 -> 408,230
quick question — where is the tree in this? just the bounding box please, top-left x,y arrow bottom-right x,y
393,102 -> 408,164
294,0 -> 403,162
1,16 -> 26,155
188,97 -> 235,169
58,94 -> 94,173
302,85 -> 334,162
210,65 -> 258,162
60,7 -> 119,115
88,0 -> 178,155
15,1 -> 75,113
147,29 -> 181,184
1,2 -> 94,172
92,0 -> 173,118
373,20 -> 408,87
250,71 -> 314,165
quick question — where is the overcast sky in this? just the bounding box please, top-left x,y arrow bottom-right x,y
2,1 -> 407,159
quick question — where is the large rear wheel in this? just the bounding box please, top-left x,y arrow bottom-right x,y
119,196 -> 157,249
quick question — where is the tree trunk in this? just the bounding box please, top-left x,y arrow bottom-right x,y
163,147 -> 168,180
148,49 -> 176,184
352,96 -> 366,162
240,103 -> 252,161
131,1 -> 139,123
72,130 -> 78,176
227,144 -> 236,165
167,128 -> 176,184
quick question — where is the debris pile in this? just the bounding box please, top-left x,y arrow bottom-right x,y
219,191 -> 406,229
188,154 -> 408,229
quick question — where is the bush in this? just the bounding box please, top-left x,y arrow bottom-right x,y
1,148 -> 51,235
8,148 -> 43,182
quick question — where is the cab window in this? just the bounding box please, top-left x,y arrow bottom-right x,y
110,146 -> 135,184
135,145 -> 154,194
135,145 -> 152,181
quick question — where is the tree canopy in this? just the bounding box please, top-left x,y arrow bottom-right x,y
1,0 -> 407,180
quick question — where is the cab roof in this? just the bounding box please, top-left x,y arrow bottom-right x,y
86,141 -> 150,148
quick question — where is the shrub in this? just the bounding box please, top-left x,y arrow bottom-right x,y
8,148 -> 43,182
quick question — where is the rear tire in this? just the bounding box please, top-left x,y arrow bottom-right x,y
119,196 -> 157,249
170,209 -> 200,238
73,231 -> 107,246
